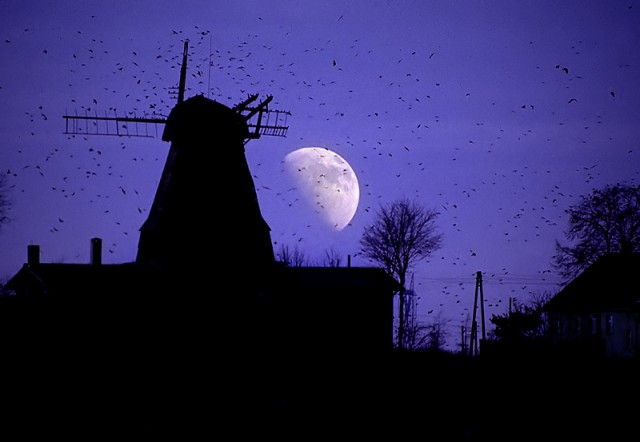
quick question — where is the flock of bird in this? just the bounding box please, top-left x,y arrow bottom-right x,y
1,5 -> 638,351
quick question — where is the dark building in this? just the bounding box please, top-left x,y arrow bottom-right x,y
1,68 -> 400,435
542,252 -> 640,358
136,95 -> 275,272
4,88 -> 401,353
1,238 -> 399,437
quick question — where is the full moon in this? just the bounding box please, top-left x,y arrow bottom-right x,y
284,147 -> 360,231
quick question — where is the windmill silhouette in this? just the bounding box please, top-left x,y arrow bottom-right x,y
63,41 -> 291,140
63,40 -> 291,271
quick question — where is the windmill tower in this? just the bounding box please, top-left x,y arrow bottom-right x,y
63,40 -> 291,272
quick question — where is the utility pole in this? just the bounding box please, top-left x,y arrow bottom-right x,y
469,271 -> 486,357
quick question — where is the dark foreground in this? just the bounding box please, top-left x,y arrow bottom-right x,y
1,346 -> 638,439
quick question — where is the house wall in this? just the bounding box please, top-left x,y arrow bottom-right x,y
601,311 -> 639,358
261,284 -> 394,359
549,310 -> 639,358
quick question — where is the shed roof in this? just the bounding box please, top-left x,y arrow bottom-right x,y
542,253 -> 640,312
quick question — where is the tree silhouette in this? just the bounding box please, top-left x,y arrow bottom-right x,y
320,247 -> 342,267
360,197 -> 443,348
0,174 -> 10,233
404,316 -> 448,351
553,182 -> 640,281
490,293 -> 550,342
275,243 -> 309,267
275,245 -> 345,267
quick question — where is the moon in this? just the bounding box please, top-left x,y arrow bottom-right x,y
284,147 -> 360,231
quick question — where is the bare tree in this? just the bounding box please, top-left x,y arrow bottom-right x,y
404,316 -> 448,352
275,243 -> 309,267
0,174 -> 10,232
275,244 -> 344,268
0,175 -> 11,287
319,247 -> 342,267
553,182 -> 640,281
360,197 -> 443,348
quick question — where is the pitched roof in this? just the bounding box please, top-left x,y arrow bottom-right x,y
2,262 -> 158,300
3,262 -> 400,301
542,253 -> 640,312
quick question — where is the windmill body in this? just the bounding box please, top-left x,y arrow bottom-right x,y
136,94 -> 276,271
63,40 -> 289,274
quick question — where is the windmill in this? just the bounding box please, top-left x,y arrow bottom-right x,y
63,39 -> 292,271
63,40 -> 291,142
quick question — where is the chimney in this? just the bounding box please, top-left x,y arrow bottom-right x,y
90,237 -> 102,266
27,244 -> 40,265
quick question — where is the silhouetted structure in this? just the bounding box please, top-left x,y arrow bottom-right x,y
265,265 -> 398,357
543,252 -> 640,358
1,40 -> 402,436
468,270 -> 486,356
135,94 -> 275,271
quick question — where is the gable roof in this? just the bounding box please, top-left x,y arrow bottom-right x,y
542,253 -> 640,313
1,262 -> 161,301
3,261 -> 400,302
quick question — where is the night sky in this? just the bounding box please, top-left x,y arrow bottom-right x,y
1,0 -> 639,351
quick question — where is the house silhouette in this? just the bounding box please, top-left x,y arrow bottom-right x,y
542,252 -> 640,358
136,94 -> 276,271
0,93 -> 401,437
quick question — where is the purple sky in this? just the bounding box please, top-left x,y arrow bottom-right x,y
1,0 -> 639,351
